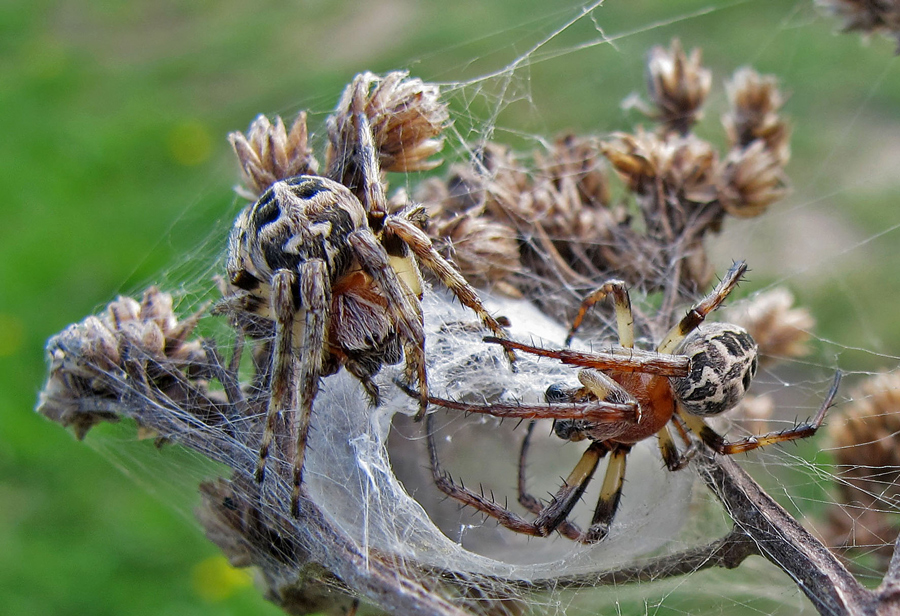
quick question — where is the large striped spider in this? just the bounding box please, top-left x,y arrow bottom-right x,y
419,262 -> 840,543
225,113 -> 511,516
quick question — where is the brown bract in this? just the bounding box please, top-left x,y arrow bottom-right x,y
723,68 -> 791,166
229,71 -> 449,204
230,113 -> 318,200
823,372 -> 900,567
37,288 -> 206,439
818,0 -> 900,50
327,71 -> 449,194
646,39 -> 712,135
602,130 -> 719,206
718,140 -> 789,218
422,39 -> 792,320
729,287 -> 814,365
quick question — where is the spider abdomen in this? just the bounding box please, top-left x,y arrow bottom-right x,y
670,322 -> 758,417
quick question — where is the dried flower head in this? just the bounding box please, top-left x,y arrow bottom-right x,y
418,177 -> 522,291
718,140 -> 789,218
535,134 -> 611,208
327,71 -> 449,183
419,40 -> 795,320
645,39 -> 712,135
817,0 -> 900,50
229,113 -> 318,199
421,139 -> 625,300
36,288 -> 206,439
729,287 -> 814,365
822,371 -> 900,565
723,68 -> 791,166
601,130 -> 719,207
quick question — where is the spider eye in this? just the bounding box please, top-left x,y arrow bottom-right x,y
553,419 -> 586,442
671,323 -> 758,417
545,383 -> 571,403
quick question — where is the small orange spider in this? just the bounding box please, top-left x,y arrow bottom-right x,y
417,261 -> 840,543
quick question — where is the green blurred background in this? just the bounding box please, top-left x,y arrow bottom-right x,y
3,1 -> 900,614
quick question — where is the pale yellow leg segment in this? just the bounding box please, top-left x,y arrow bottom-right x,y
566,280 -> 634,348
598,450 -> 627,503
578,369 -> 640,422
657,424 -> 692,471
565,445 -> 604,489
584,447 -> 628,542
385,214 -> 516,368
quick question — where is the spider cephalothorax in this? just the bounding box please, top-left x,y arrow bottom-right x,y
419,261 -> 839,543
228,175 -> 412,392
226,168 -> 513,517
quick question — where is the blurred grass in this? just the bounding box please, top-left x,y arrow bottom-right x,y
3,0 -> 900,614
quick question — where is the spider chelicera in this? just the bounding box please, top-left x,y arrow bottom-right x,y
224,111 -> 512,516
417,261 -> 840,543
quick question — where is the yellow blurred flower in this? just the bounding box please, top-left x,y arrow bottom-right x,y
191,555 -> 252,602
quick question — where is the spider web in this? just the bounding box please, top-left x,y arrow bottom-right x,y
33,1 -> 900,615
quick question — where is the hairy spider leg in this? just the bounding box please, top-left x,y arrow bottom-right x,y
517,421 -> 582,541
482,338 -> 690,377
656,418 -> 696,471
656,260 -> 747,354
291,260 -> 330,517
584,445 -> 629,542
426,411 -> 618,542
562,283 -> 636,542
355,111 -> 515,419
255,270 -> 298,486
678,370 -> 842,456
253,261 -> 331,518
384,212 -> 518,412
396,380 -> 639,423
426,412 -> 557,538
356,112 -> 387,219
565,280 -> 633,347
347,230 -> 427,415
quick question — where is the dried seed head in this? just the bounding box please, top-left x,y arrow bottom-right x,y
61,315 -> 123,377
718,140 -> 789,218
328,71 -> 449,175
823,372 -> 900,561
729,287 -> 814,365
229,113 -> 318,199
602,130 -> 719,205
417,151 -> 524,291
645,39 -> 712,135
36,289 -> 208,438
535,134 -> 610,211
830,372 -> 900,481
817,0 -> 900,49
723,68 -> 791,166
431,207 -> 523,290
109,288 -> 205,362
